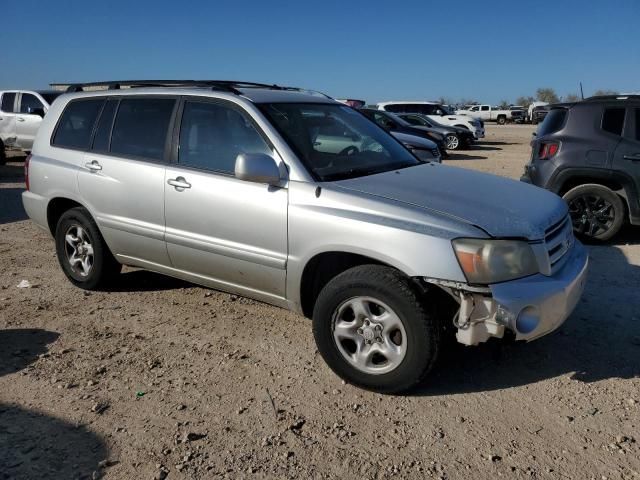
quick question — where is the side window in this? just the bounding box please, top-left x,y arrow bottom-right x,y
91,99 -> 118,152
635,108 -> 640,141
481,105 -> 490,111
1,92 -> 17,113
178,101 -> 271,174
602,107 -> 625,136
20,94 -> 44,114
52,99 -> 105,149
110,98 -> 175,161
384,104 -> 404,113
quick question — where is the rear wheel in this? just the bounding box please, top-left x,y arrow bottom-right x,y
445,134 -> 460,150
55,207 -> 122,289
312,265 -> 441,393
563,184 -> 625,241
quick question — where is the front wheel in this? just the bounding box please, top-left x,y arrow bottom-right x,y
563,184 -> 625,241
312,265 -> 441,393
497,116 -> 506,125
55,207 -> 122,289
445,134 -> 460,150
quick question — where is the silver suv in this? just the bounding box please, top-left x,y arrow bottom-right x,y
0,90 -> 62,164
22,80 -> 588,393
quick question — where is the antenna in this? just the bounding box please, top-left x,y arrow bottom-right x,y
579,82 -> 584,100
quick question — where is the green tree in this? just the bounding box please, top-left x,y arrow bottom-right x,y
516,96 -> 535,108
536,88 -> 559,104
498,100 -> 510,109
593,89 -> 618,96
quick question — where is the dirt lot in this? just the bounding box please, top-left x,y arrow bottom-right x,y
1,125 -> 639,480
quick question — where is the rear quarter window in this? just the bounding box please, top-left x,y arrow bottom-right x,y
601,107 -> 625,136
537,108 -> 567,136
52,99 -> 105,149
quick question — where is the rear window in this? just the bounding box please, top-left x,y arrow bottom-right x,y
537,108 -> 567,136
110,98 -> 175,161
52,99 -> 105,149
602,107 -> 625,136
1,92 -> 16,113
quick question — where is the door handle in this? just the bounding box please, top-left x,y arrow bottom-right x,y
623,154 -> 640,161
85,160 -> 102,171
167,177 -> 191,190
17,117 -> 25,122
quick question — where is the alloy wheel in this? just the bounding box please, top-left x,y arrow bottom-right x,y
568,194 -> 616,237
64,225 -> 94,277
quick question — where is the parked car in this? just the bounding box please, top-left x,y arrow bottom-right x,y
23,80 -> 588,393
376,101 -> 485,140
530,103 -> 550,124
359,108 -> 447,156
0,90 -> 62,164
456,104 -> 524,125
522,95 -> 640,241
336,99 -> 366,108
396,113 -> 475,150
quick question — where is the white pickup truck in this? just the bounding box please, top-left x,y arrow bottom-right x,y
456,104 -> 524,125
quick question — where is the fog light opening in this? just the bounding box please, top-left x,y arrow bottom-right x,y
516,306 -> 540,334
495,305 -> 516,326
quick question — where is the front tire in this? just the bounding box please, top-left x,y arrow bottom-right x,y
55,207 -> 122,290
312,265 -> 441,393
563,184 -> 625,241
497,116 -> 506,125
445,134 -> 460,150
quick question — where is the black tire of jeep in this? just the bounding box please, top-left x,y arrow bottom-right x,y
55,207 -> 122,290
312,265 -> 441,394
563,184 -> 625,242
0,139 -> 6,166
497,116 -> 506,125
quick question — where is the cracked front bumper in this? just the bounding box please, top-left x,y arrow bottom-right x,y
490,241 -> 588,341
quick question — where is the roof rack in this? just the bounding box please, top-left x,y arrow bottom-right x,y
584,94 -> 640,102
61,80 -> 333,99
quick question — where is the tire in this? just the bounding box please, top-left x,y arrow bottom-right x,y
445,134 -> 460,150
55,207 -> 122,290
563,184 -> 625,241
497,116 -> 506,125
0,139 -> 6,166
312,265 -> 441,393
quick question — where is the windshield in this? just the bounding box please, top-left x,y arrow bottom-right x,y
259,103 -> 421,181
38,92 -> 62,105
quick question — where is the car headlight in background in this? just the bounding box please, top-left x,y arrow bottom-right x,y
452,238 -> 539,284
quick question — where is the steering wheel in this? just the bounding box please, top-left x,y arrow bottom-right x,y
338,145 -> 359,156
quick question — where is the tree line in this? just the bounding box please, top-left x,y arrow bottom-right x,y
440,88 -> 619,109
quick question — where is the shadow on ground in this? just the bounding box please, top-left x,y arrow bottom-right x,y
0,329 -> 109,479
416,242 -> 640,396
0,188 -> 27,224
446,153 -> 488,160
0,329 -> 59,378
0,403 -> 109,480
105,269 -> 193,292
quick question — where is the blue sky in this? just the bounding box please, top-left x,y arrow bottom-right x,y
1,0 -> 638,104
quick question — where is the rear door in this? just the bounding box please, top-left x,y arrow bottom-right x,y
611,106 -> 640,213
0,92 -> 18,146
163,97 -> 288,301
76,96 -> 177,266
16,93 -> 45,149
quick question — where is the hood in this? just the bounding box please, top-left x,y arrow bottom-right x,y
391,131 -> 438,149
334,163 -> 567,239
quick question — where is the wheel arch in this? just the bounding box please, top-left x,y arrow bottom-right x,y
46,197 -> 85,235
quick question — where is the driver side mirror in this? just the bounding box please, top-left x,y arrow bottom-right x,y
235,153 -> 281,186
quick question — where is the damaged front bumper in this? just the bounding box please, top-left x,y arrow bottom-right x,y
426,241 -> 589,346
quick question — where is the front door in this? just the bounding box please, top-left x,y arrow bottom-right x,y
164,98 -> 288,302
612,106 -> 640,215
15,93 -> 44,150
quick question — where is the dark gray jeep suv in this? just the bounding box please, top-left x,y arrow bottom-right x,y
522,95 -> 640,241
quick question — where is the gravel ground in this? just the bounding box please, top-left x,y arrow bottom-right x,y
1,125 -> 639,480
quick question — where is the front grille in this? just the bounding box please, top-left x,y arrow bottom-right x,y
544,215 -> 573,273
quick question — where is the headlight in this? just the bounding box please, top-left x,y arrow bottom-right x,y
410,147 -> 434,162
452,238 -> 539,284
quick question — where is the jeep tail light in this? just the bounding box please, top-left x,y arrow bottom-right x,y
538,142 -> 559,160
24,154 -> 32,191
